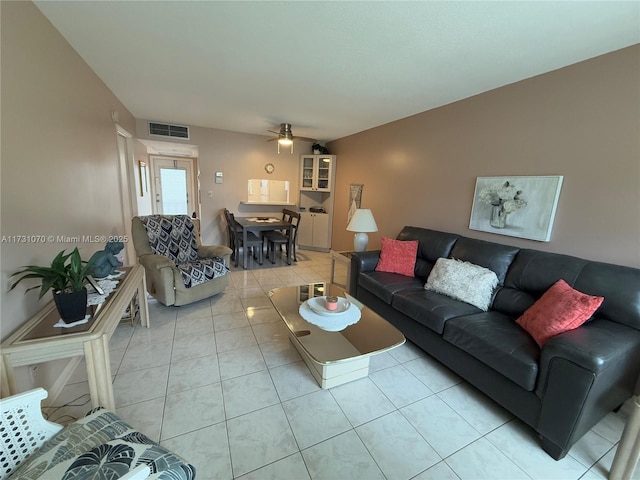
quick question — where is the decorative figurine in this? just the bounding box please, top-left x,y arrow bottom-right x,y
88,241 -> 124,278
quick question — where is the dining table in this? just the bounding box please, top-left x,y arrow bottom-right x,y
234,216 -> 294,269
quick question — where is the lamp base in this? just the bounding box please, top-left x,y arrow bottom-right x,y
353,232 -> 369,252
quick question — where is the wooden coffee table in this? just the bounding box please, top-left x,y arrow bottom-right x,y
269,283 -> 405,388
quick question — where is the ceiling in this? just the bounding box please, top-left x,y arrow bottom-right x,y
35,1 -> 639,143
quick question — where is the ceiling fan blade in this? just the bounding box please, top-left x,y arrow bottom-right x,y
267,130 -> 280,135
266,138 -> 277,142
294,136 -> 317,142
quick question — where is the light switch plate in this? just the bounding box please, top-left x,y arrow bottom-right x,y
215,172 -> 223,184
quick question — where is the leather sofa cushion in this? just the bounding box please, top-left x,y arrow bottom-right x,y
492,287 -> 537,317
443,312 -> 540,391
503,249 -> 588,293
449,237 -> 519,285
358,271 -> 424,304
392,289 -> 481,334
576,262 -> 640,330
494,249 -> 589,318
397,227 -> 459,279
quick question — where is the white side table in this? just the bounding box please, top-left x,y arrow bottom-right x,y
610,394 -> 640,480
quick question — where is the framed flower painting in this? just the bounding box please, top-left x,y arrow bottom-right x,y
469,176 -> 563,242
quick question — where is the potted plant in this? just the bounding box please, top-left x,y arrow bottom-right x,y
9,248 -> 94,322
312,143 -> 329,155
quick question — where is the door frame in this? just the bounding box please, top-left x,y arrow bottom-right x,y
116,124 -> 137,264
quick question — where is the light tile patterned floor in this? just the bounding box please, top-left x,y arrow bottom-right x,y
53,250 -> 632,480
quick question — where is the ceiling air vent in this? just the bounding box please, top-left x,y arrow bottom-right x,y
148,122 -> 190,139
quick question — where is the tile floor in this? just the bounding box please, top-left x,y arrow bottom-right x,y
50,250 -> 634,480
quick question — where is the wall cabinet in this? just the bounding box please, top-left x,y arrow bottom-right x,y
298,155 -> 336,252
300,155 -> 335,191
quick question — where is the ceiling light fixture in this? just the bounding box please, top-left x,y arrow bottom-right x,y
277,123 -> 294,154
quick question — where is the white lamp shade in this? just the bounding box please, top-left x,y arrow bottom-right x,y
346,209 -> 378,233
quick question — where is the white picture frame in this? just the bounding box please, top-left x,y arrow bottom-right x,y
469,176 -> 563,242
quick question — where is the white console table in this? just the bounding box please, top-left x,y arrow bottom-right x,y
0,265 -> 149,411
610,394 -> 640,480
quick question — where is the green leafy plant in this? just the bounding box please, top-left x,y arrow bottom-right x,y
312,143 -> 329,154
9,248 -> 94,299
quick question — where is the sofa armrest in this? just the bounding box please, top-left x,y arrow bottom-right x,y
348,251 -> 381,296
137,254 -> 177,305
351,251 -> 381,272
538,319 -> 640,389
198,245 -> 232,260
535,319 -> 640,458
138,254 -> 175,270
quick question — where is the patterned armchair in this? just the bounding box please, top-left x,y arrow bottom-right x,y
132,215 -> 232,306
0,388 -> 195,479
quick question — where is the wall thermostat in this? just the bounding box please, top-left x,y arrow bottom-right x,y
215,171 -> 223,184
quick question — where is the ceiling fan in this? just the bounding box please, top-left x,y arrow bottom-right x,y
267,123 -> 316,153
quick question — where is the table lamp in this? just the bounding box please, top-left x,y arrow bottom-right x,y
346,209 -> 378,252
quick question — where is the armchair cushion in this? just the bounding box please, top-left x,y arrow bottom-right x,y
139,215 -> 199,264
138,215 -> 229,289
178,258 -> 229,288
7,407 -> 195,480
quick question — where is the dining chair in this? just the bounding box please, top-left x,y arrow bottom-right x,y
264,208 -> 301,264
224,209 -> 263,267
223,208 -> 241,262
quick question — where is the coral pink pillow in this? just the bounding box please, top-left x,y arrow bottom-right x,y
375,237 -> 419,277
516,279 -> 604,347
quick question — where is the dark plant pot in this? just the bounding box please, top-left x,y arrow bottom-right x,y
53,287 -> 88,322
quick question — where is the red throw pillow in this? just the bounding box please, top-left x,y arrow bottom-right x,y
375,237 -> 419,277
516,279 -> 604,347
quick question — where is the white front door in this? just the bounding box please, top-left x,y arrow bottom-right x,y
151,157 -> 196,216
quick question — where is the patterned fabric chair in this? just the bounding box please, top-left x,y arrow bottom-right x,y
0,388 -> 195,480
132,215 -> 232,306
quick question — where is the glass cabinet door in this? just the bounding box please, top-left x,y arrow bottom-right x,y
317,157 -> 331,190
302,157 -> 314,189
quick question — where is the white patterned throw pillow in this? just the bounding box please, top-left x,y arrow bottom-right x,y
425,258 -> 499,311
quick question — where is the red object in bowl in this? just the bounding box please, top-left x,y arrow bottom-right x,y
325,296 -> 338,311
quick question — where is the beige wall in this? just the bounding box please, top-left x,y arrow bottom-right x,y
1,1 -> 136,348
328,45 -> 640,268
136,121 -> 310,247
